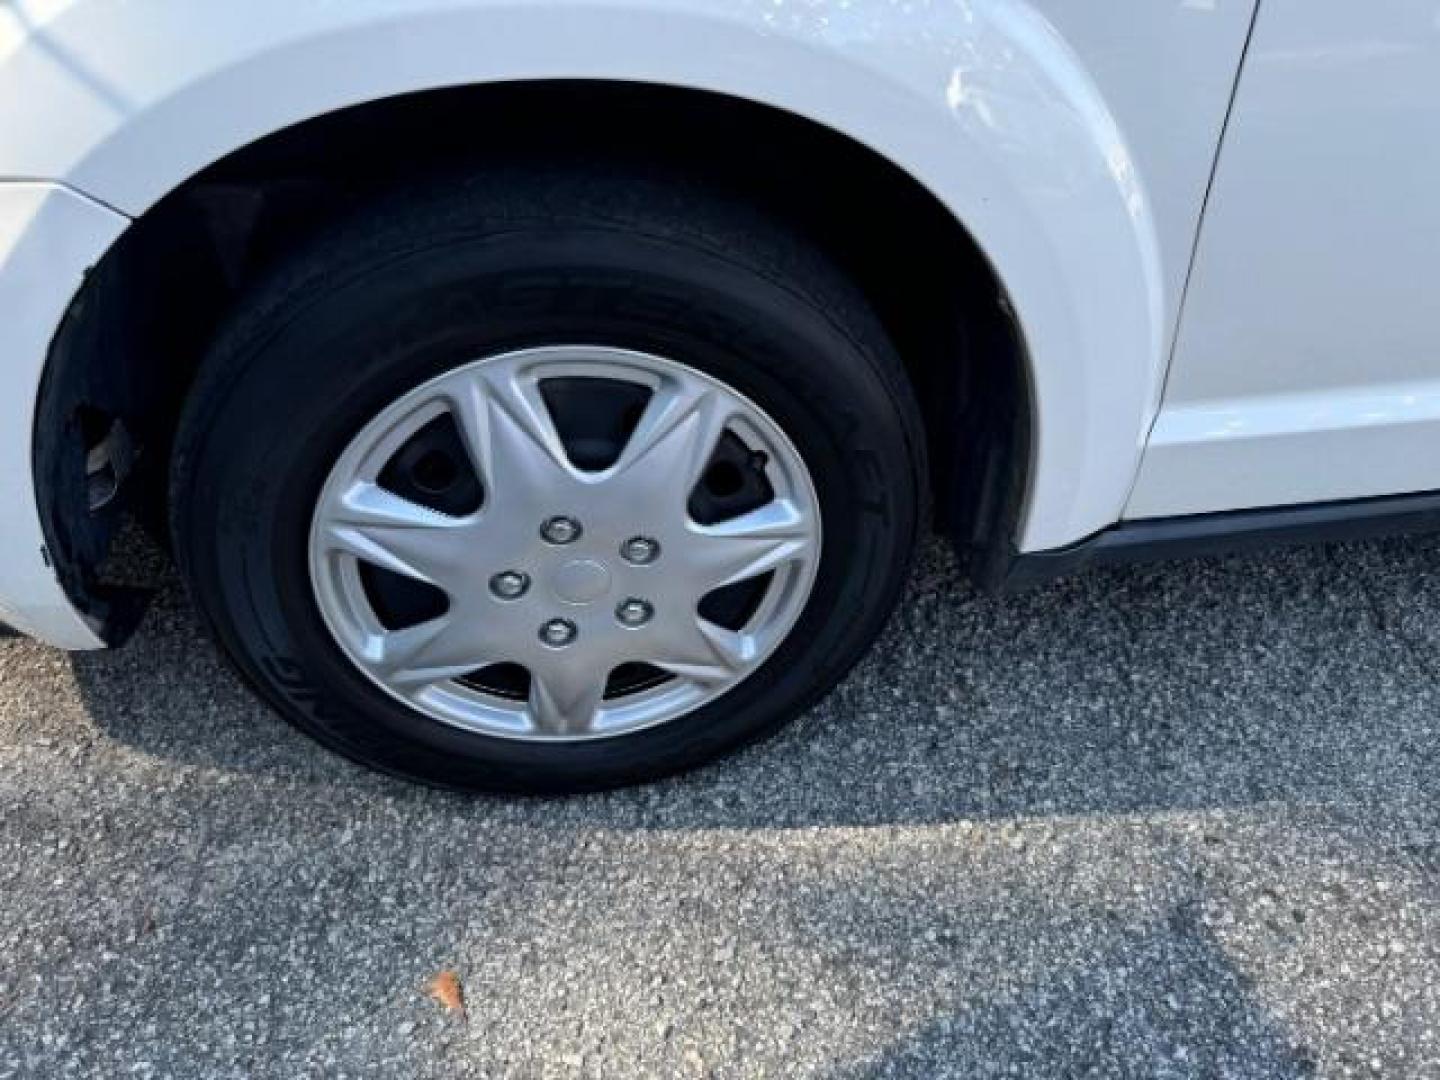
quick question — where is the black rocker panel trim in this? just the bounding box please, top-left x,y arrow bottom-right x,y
992,489 -> 1440,593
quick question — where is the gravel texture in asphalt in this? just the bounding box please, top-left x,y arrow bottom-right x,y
1,536 -> 1438,1078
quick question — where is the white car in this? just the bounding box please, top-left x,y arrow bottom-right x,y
2,1 -> 1433,790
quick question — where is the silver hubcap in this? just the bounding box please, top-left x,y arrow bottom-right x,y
308,346 -> 822,742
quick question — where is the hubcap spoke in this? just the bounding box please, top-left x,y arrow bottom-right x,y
610,380 -> 734,500
651,616 -> 756,685
685,499 -> 815,592
448,367 -> 576,504
318,482 -> 471,586
365,616 -> 501,689
528,658 -> 608,735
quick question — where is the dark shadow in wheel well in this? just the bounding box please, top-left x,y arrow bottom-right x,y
34,80 -> 1028,641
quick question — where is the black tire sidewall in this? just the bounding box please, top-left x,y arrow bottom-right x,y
176,223 -> 920,791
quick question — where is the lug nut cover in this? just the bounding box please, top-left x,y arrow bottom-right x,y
540,516 -> 582,545
621,536 -> 661,565
489,570 -> 530,599
616,598 -> 654,628
539,618 -> 578,647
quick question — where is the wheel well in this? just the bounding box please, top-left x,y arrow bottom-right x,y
35,80 -> 1027,640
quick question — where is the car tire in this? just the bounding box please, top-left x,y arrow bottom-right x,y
170,165 -> 925,792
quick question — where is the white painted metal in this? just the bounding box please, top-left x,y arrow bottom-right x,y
1128,0 -> 1440,519
0,183 -> 125,649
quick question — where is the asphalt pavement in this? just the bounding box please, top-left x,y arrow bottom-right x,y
1,534 -> 1438,1078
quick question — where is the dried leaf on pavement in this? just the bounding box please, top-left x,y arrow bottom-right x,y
426,970 -> 466,1017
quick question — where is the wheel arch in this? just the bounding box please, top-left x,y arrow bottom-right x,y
17,1 -> 1167,639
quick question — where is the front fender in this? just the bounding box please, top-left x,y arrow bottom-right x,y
0,183 -> 126,649
2,0 -> 1175,552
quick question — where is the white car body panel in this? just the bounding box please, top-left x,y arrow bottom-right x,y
0,182 -> 125,648
1128,0 -> 1440,519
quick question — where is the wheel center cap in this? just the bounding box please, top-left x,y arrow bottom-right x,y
549,558 -> 612,605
